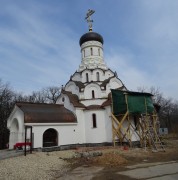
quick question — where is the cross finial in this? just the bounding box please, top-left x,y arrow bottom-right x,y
85,9 -> 95,31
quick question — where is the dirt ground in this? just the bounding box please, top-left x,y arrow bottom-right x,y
1,135 -> 177,180
69,134 -> 178,166
62,134 -> 178,179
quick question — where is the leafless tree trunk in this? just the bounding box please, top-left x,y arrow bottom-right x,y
0,79 -> 14,149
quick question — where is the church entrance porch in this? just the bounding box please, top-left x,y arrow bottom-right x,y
43,128 -> 58,147
8,118 -> 24,149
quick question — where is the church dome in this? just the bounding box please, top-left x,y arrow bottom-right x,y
79,32 -> 104,46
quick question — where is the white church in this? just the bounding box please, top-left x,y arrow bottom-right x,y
7,10 -> 140,150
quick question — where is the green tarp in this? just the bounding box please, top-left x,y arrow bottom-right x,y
111,89 -> 154,115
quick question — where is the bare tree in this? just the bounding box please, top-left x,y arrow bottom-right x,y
137,86 -> 178,132
42,86 -> 61,104
137,86 -> 163,104
0,79 -> 14,149
14,86 -> 61,104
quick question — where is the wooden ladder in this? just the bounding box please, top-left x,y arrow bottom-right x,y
148,124 -> 165,152
141,115 -> 165,152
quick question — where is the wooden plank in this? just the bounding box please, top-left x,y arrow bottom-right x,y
111,112 -> 131,145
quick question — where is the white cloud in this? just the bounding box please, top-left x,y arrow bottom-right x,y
105,50 -> 152,90
105,47 -> 178,100
0,2 -> 81,93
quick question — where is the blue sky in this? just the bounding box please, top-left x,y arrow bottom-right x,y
0,0 -> 178,100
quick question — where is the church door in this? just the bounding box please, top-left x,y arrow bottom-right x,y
43,128 -> 58,147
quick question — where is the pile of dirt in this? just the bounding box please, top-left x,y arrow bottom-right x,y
90,152 -> 128,167
67,151 -> 128,168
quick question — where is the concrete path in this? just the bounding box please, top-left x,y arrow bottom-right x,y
0,150 -> 24,160
58,161 -> 178,180
118,161 -> 178,179
58,166 -> 104,180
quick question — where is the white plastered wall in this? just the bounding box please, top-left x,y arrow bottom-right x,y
104,106 -> 113,142
71,72 -> 81,81
80,99 -> 106,106
30,124 -> 78,148
65,82 -> 79,96
84,83 -> 101,99
104,70 -> 115,79
105,77 -> 123,94
84,109 -> 107,143
56,94 -> 75,113
7,106 -> 25,149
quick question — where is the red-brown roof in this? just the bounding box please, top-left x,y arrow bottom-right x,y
16,103 -> 77,123
101,99 -> 111,107
85,105 -> 104,110
61,90 -> 85,108
101,93 -> 112,107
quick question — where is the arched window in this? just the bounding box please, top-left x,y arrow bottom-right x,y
96,72 -> 100,81
90,48 -> 93,55
86,73 -> 89,82
98,48 -> 100,56
92,114 -> 97,128
83,49 -> 85,58
92,90 -> 95,98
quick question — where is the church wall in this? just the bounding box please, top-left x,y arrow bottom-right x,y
105,78 -> 123,94
80,69 -> 114,83
109,78 -> 122,88
104,70 -> 115,79
65,82 -> 79,96
84,110 -> 107,143
32,123 -> 84,148
80,99 -> 106,106
56,95 -> 75,113
81,69 -> 92,83
92,69 -> 105,81
104,106 -> 113,142
78,68 -> 117,85
75,108 -> 86,143
84,83 -> 101,99
71,72 -> 81,81
7,107 -> 25,149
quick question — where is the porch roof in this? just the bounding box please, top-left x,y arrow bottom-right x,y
16,102 -> 77,123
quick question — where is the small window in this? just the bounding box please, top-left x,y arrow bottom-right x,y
86,73 -> 89,82
62,97 -> 65,102
92,114 -> 97,128
90,48 -> 93,55
96,72 -> 100,81
98,48 -> 100,56
92,90 -> 95,98
83,49 -> 85,58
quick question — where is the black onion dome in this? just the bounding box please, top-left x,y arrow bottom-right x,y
79,32 -> 104,46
